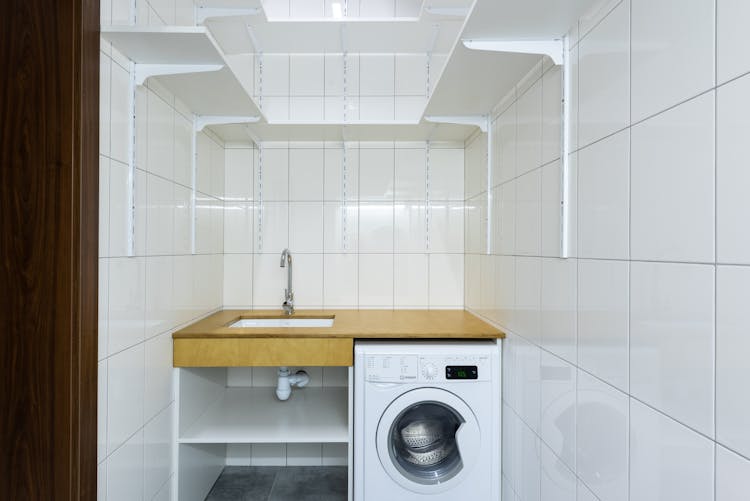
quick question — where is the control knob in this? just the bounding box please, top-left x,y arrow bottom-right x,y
421,362 -> 438,380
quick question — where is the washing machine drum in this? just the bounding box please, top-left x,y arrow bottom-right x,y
376,388 -> 481,494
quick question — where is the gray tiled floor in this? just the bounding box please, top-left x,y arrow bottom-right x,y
205,466 -> 348,501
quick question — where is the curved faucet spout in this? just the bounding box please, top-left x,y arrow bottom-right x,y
279,249 -> 294,315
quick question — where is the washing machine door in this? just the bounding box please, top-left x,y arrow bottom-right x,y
375,387 -> 481,495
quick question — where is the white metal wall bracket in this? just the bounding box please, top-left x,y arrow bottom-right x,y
194,115 -> 260,132
134,64 -> 224,86
424,115 -> 488,132
196,7 -> 261,24
462,39 -> 564,65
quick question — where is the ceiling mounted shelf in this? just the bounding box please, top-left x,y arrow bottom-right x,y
423,0 -> 597,118
101,25 -> 265,122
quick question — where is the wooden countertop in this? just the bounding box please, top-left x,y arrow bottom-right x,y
172,309 -> 504,367
172,309 -> 505,339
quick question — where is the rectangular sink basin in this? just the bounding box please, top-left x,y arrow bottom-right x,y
228,317 -> 334,328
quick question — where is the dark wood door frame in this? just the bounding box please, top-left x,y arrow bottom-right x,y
1,0 -> 99,499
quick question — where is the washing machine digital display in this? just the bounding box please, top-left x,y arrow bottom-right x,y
445,366 -> 478,380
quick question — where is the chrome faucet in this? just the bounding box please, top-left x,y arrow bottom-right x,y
280,248 -> 294,316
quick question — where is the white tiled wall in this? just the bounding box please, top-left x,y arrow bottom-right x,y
466,0 -> 750,499
99,1 -> 223,500
254,53 -> 444,122
224,141 -> 465,310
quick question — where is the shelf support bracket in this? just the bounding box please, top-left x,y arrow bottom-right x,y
194,115 -> 261,133
461,39 -> 564,65
424,115 -> 488,132
134,64 -> 224,86
196,7 -> 261,24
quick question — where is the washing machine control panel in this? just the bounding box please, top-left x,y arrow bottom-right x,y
366,354 -> 490,382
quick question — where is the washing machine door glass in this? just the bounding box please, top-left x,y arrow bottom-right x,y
376,388 -> 481,494
389,401 -> 463,484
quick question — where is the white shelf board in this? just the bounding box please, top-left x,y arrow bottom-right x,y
210,120 -> 476,143
423,0 -> 598,118
207,14 -> 463,54
101,26 -> 264,119
179,387 -> 349,444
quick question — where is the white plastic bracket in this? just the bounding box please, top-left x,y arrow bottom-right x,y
424,115 -> 489,132
196,7 -> 261,24
461,39 -> 564,65
134,63 -> 223,86
194,115 -> 260,132
560,35 -> 571,258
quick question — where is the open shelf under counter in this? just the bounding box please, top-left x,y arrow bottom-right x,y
101,25 -> 264,119
178,387 -> 349,444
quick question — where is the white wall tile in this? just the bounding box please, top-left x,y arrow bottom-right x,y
394,254 -> 428,306
224,202 -> 254,253
289,202 -> 324,253
631,0 -> 714,121
173,113 -> 192,187
359,202 -> 394,252
395,54 -> 427,95
289,55 -> 324,96
716,445 -> 750,501
516,81 -> 543,175
225,148 -> 254,202
541,442 -> 576,501
100,157 -> 110,257
146,174 -> 174,256
717,0 -> 750,84
359,55 -> 395,96
359,96 -> 395,121
289,148 -> 324,201
540,161 -> 561,257
323,254 -> 358,307
252,253 -> 286,306
324,54 -> 345,96
578,259 -> 629,392
630,262 -> 715,436
110,61 -> 130,165
514,256 -> 542,344
395,96 -> 426,121
100,53 -> 111,158
496,104 -> 517,185
324,146 -> 359,201
578,0 -> 630,146
291,253 -> 323,306
146,90 -> 174,181
173,185 -> 191,255
256,202 -> 289,253
98,360 -> 107,463
359,148 -> 394,201
717,74 -> 750,264
541,67 -> 562,164
429,202 -> 464,253
630,93 -> 715,263
576,370 -> 628,501
260,55 -> 289,96
629,399 -> 714,501
577,129 -> 629,260
251,444 -> 287,466
108,257 -> 146,355
540,352 -> 576,470
395,148 -> 426,200
143,405 -> 172,500
257,147 -> 289,201
359,254 -> 393,306
515,170 -> 541,256
108,160 -> 130,257
541,258 -> 577,363
716,265 -> 750,457
394,203 -> 426,252
144,332 -> 172,421
429,254 -> 464,307
498,181 -> 516,255
289,97 -> 324,122
223,254 -> 253,307
107,430 -> 144,501
323,202 -> 358,252
145,256 -> 174,339
430,148 -> 465,201
107,345 -> 144,454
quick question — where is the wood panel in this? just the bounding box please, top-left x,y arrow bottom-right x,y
0,0 -> 99,499
174,338 -> 354,367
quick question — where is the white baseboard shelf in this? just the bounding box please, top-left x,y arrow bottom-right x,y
179,387 -> 349,444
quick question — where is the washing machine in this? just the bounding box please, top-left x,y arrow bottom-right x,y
354,340 -> 501,500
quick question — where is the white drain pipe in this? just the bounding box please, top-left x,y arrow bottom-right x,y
275,367 -> 310,401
